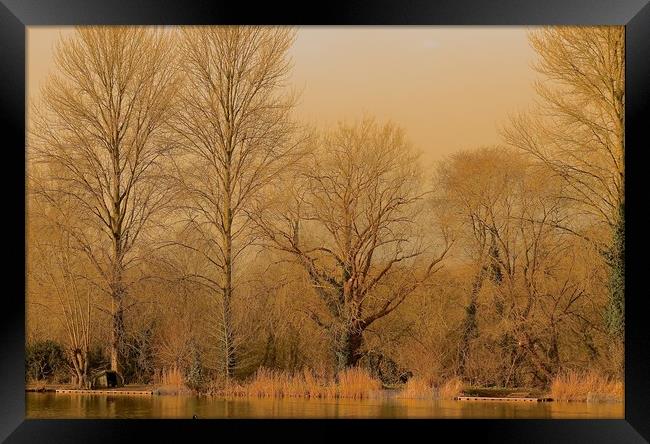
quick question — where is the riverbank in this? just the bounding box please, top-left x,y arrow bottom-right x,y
26,382 -> 156,393
550,370 -> 623,403
26,368 -> 624,404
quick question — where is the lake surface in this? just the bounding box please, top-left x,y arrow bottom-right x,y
26,393 -> 623,419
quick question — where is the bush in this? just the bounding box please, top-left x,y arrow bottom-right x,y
120,328 -> 155,384
87,344 -> 110,374
362,351 -> 411,386
184,349 -> 206,392
26,340 -> 68,382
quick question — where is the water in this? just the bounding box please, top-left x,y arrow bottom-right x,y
26,393 -> 623,419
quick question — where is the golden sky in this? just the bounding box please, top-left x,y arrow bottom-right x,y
27,26 -> 539,167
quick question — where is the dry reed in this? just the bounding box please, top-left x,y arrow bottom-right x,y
437,376 -> 464,400
153,366 -> 189,395
336,366 -> 382,399
550,370 -> 623,403
396,375 -> 464,400
395,376 -> 434,399
210,367 -> 380,399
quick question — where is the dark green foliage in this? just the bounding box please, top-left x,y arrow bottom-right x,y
363,351 -> 410,386
462,387 -> 546,398
488,235 -> 503,284
185,347 -> 206,392
87,344 -> 110,373
25,340 -> 68,382
605,204 -> 625,342
458,236 -> 504,378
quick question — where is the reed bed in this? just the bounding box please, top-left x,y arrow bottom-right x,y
153,366 -> 190,395
550,370 -> 623,403
437,376 -> 464,400
154,366 -> 185,387
337,367 -> 382,399
396,376 -> 464,400
395,376 -> 434,399
210,367 -> 381,399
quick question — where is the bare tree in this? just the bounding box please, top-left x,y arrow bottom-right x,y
437,147 -> 606,386
168,26 -> 301,380
29,210 -> 94,388
29,27 -> 181,374
502,26 -> 625,341
257,118 -> 452,373
436,147 -> 516,377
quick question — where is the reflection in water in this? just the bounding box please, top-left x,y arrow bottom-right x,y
26,393 -> 623,419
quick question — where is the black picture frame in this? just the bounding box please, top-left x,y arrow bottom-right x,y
1,0 -> 649,442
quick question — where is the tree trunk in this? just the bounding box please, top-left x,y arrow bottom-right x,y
459,235 -> 503,376
499,332 -> 519,387
110,293 -> 124,374
110,258 -> 125,375
109,188 -> 126,375
82,349 -> 89,388
71,349 -> 88,388
222,206 -> 237,379
222,180 -> 236,379
334,325 -> 364,374
549,333 -> 560,375
221,294 -> 236,379
458,268 -> 483,376
519,332 -> 554,388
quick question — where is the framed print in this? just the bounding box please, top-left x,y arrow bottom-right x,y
1,0 -> 649,442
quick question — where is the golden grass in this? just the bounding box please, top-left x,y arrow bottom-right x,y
210,367 -> 380,399
153,366 -> 190,394
396,375 -> 464,400
154,366 -> 185,387
244,368 -> 300,398
336,367 -> 382,399
395,376 -> 434,399
550,370 -> 623,403
437,376 -> 464,400
302,368 -> 337,399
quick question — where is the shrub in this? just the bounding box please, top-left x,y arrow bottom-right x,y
120,328 -> 156,384
185,350 -> 206,393
363,351 -> 410,386
26,339 -> 68,382
87,344 -> 110,374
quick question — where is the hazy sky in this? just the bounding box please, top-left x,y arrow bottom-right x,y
27,26 -> 539,167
